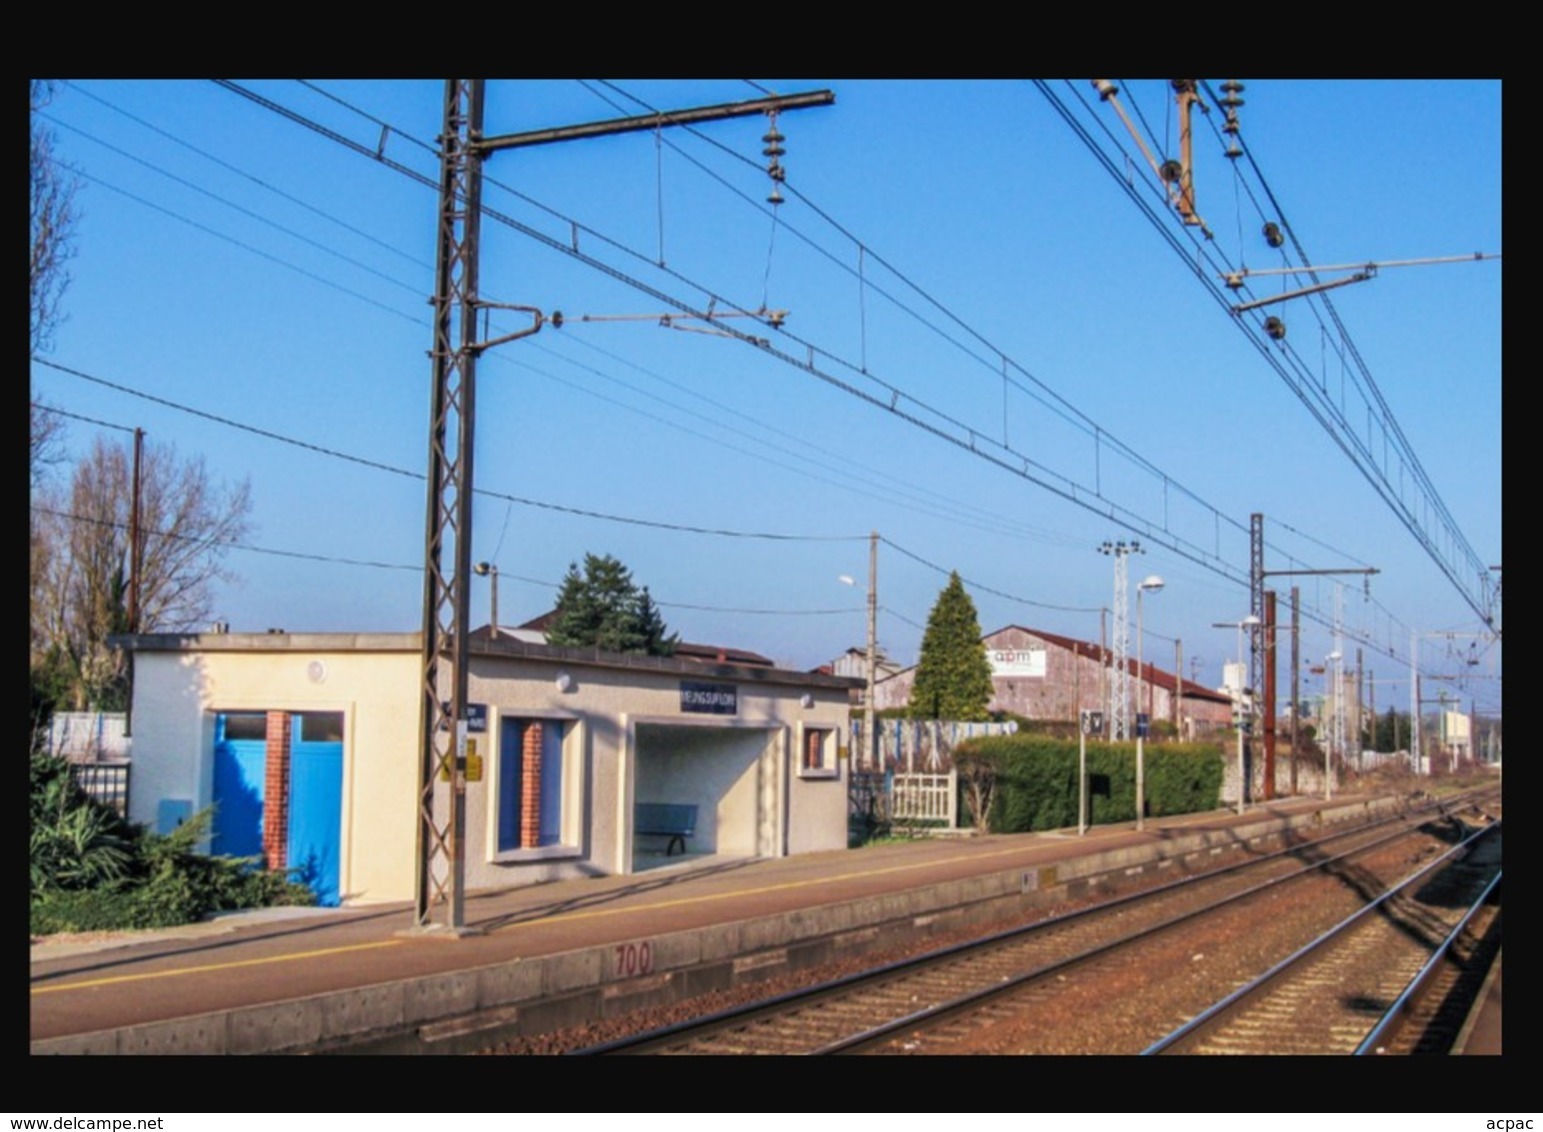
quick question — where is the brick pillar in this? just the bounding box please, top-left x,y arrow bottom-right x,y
521,721 -> 543,849
263,711 -> 291,871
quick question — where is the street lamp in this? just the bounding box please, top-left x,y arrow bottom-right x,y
839,533 -> 879,769
1325,650 -> 1343,800
1213,614 -> 1261,816
1134,574 -> 1164,832
473,561 -> 499,640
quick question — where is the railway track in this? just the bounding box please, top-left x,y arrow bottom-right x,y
1147,821 -> 1500,1055
574,791 -> 1499,1055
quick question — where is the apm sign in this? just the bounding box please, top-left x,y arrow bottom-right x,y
990,648 -> 1046,677
680,681 -> 737,715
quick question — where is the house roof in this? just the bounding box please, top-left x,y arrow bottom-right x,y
986,625 -> 1234,705
511,609 -> 774,668
112,631 -> 857,691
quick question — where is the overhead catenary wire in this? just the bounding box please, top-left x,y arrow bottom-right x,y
42,84 -> 1487,687
1040,78 -> 1496,628
213,78 -> 1388,604
215,81 -> 1276,591
39,84 -> 1413,669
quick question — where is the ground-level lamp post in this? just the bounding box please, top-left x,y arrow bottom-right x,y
839,531 -> 878,770
1214,615 -> 1261,815
1134,574 -> 1164,831
1325,649 -> 1343,800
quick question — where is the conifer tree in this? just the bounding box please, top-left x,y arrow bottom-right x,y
546,553 -> 676,656
908,571 -> 994,721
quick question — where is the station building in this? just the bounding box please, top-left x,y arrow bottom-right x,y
116,629 -> 859,906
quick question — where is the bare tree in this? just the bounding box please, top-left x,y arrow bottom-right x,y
31,81 -> 76,490
32,436 -> 253,709
954,746 -> 998,834
31,403 -> 65,488
31,79 -> 77,356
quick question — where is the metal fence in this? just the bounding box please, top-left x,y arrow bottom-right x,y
69,761 -> 131,818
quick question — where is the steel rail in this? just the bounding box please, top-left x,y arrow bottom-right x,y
575,795 -> 1487,1055
1355,869 -> 1502,1055
1142,820 -> 1500,1054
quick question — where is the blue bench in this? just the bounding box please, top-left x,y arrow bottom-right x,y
635,802 -> 698,857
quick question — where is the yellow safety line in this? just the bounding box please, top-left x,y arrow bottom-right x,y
484,840 -> 1062,932
32,938 -> 403,995
34,838 -> 1085,997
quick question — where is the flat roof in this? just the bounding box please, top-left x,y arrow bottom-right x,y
112,631 -> 862,692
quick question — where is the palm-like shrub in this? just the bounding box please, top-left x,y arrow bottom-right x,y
30,752 -> 316,934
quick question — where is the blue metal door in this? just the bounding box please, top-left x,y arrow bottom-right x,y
212,713 -> 266,858
212,712 -> 343,906
288,717 -> 342,906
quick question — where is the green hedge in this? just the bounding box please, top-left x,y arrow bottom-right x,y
956,734 -> 1224,833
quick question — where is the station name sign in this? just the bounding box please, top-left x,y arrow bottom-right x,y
680,681 -> 737,715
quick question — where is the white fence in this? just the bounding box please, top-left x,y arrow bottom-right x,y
891,772 -> 957,827
47,712 -> 131,762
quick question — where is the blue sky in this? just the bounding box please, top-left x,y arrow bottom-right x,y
31,79 -> 1501,715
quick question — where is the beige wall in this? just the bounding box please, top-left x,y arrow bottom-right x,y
129,637 -> 852,906
129,645 -> 422,905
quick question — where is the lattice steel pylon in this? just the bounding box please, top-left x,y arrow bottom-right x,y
1099,540 -> 1144,740
415,81 -> 551,931
411,80 -> 822,932
415,79 -> 486,932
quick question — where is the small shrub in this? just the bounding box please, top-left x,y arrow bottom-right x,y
30,753 -> 316,935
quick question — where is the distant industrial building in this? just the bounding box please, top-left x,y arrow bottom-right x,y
871,625 -> 1234,737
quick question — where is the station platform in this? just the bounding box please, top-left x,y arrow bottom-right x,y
1455,948 -> 1502,1055
30,790 -> 1450,1055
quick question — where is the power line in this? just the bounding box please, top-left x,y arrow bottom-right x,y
219,78 -> 1407,620
52,85 -> 1404,657
34,358 -> 860,543
54,86 -> 1487,681
880,536 -> 1102,615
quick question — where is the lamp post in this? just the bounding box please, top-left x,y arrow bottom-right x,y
1134,574 -> 1164,831
473,561 -> 499,639
1213,615 -> 1261,815
839,532 -> 878,770
1325,649 -> 1343,800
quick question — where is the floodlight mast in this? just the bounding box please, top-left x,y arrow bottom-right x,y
1098,540 -> 1144,741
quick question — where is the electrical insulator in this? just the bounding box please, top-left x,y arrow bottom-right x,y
1263,221 -> 1284,248
1092,79 -> 1119,100
763,110 -> 786,206
1221,79 -> 1245,158
1160,159 -> 1183,183
1264,316 -> 1286,341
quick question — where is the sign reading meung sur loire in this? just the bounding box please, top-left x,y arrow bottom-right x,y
680,681 -> 737,715
990,648 -> 1047,678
